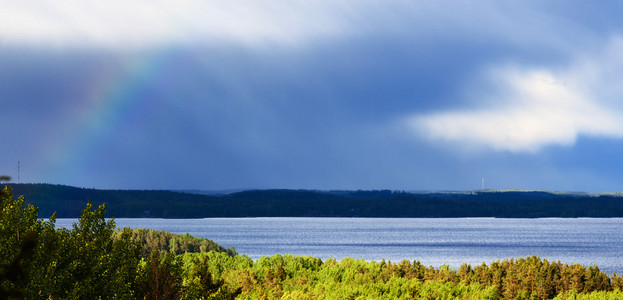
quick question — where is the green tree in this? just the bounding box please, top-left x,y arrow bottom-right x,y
182,254 -> 237,299
29,202 -> 140,299
136,250 -> 183,300
0,185 -> 49,298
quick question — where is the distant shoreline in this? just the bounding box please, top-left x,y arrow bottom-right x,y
7,183 -> 623,218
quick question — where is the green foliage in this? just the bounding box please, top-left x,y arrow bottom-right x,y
181,252 -> 244,299
19,202 -> 141,299
4,185 -> 623,299
554,290 -> 623,299
198,254 -> 623,300
0,185 -> 241,299
118,228 -> 237,258
0,185 -> 49,298
135,250 -> 183,300
0,186 -> 43,265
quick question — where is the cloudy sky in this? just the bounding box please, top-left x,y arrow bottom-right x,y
3,1 -> 623,192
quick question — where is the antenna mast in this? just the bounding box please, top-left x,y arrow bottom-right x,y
18,161 -> 20,183
481,178 -> 484,191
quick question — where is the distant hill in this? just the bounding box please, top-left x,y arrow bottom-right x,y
5,183 -> 623,218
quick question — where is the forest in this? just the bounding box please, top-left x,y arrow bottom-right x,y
2,185 -> 623,299
8,183 -> 623,218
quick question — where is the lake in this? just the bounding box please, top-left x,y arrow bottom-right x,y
55,217 -> 623,275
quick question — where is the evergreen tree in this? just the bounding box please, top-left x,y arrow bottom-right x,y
135,250 -> 183,300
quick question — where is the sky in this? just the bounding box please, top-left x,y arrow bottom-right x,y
2,1 -> 623,192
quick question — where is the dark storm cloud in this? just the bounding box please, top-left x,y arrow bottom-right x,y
3,1 -> 623,191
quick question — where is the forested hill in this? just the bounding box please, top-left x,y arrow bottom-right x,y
7,183 -> 623,218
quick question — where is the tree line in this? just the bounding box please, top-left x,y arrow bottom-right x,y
2,185 -> 623,299
119,228 -> 237,259
9,183 -> 623,218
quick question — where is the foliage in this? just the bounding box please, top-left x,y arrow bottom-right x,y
135,250 -> 183,300
3,185 -> 623,299
118,228 -> 237,258
0,185 -> 42,298
0,186 -> 142,298
554,290 -> 623,299
181,254 -> 622,299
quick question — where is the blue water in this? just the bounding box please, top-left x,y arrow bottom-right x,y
55,218 -> 623,275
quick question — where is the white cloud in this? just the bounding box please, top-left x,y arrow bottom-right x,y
0,1 -> 581,51
409,45 -> 623,153
0,0 -> 359,49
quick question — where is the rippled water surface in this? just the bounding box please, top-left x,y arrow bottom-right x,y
56,218 -> 623,274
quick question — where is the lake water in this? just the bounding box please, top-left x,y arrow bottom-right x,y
55,218 -> 623,275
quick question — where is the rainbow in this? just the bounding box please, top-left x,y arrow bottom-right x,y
45,49 -> 173,180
